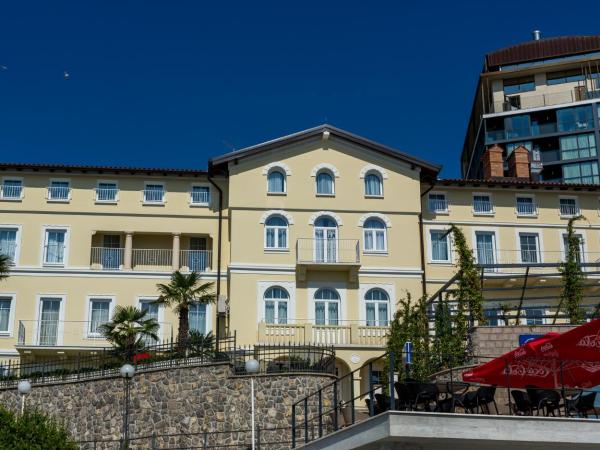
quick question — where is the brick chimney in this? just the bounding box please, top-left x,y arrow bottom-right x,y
482,145 -> 504,179
507,146 -> 531,179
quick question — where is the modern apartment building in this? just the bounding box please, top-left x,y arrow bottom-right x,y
2,125 -> 600,386
462,33 -> 600,184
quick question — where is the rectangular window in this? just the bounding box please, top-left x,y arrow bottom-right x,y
140,300 -> 160,344
428,193 -> 448,213
1,179 -> 23,200
38,297 -> 61,346
547,69 -> 585,85
0,297 -> 12,333
189,303 -> 207,333
475,232 -> 497,268
503,76 -> 535,95
525,308 -> 544,325
562,161 -> 600,184
473,194 -> 493,214
143,184 -> 165,203
44,229 -> 66,265
89,299 -> 111,335
484,308 -> 500,327
48,180 -> 70,201
560,134 -> 596,161
563,233 -> 584,263
519,233 -> 540,263
190,186 -> 210,205
0,228 -> 18,263
504,114 -> 531,139
430,230 -> 450,262
516,196 -> 536,216
557,105 -> 593,132
559,198 -> 579,217
96,182 -> 118,202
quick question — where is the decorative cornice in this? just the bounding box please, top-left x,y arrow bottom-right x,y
262,162 -> 292,176
358,213 -> 392,227
359,164 -> 388,179
259,210 -> 295,225
308,211 -> 343,226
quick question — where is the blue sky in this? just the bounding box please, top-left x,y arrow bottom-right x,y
1,1 -> 599,177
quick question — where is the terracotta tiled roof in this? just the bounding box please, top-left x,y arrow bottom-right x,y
438,178 -> 600,191
0,162 -> 207,176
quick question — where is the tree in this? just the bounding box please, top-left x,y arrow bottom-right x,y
99,306 -> 159,362
449,225 -> 486,326
554,216 -> 586,325
0,406 -> 78,449
155,271 -> 216,349
0,254 -> 10,281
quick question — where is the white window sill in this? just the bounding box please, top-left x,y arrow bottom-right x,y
0,197 -> 23,202
0,332 -> 11,338
47,198 -> 70,203
516,213 -> 538,218
142,201 -> 166,206
316,193 -> 335,197
429,260 -> 453,265
264,248 -> 290,253
365,195 -> 384,199
43,262 -> 65,267
95,200 -> 118,205
473,212 -> 495,217
189,202 -> 210,207
364,251 -> 388,256
430,210 -> 449,215
560,214 -> 580,219
267,192 -> 286,196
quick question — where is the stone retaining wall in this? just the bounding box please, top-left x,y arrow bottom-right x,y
0,362 -> 334,449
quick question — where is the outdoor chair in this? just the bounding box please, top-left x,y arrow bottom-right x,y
375,393 -> 391,413
527,388 -> 561,416
406,382 -> 439,411
394,382 -> 412,411
440,381 -> 469,413
476,386 -> 499,415
566,390 -> 599,418
365,398 -> 383,416
511,390 -> 533,416
525,385 -> 542,415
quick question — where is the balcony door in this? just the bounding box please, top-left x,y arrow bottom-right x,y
189,237 -> 207,272
102,234 -> 121,269
38,297 -> 61,346
140,299 -> 160,345
314,217 -> 337,263
475,231 -> 497,271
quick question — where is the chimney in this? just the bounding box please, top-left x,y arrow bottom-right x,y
532,30 -> 541,41
507,146 -> 531,179
482,145 -> 504,179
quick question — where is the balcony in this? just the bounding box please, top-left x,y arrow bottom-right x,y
17,320 -> 173,351
90,247 -> 212,272
258,321 -> 388,347
472,249 -> 600,272
295,239 -> 360,281
487,88 -> 600,115
0,183 -> 22,200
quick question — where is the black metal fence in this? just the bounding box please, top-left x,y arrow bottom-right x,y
77,426 -> 294,449
291,351 -> 600,447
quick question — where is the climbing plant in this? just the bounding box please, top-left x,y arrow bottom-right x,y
432,293 -> 468,369
554,216 -> 585,325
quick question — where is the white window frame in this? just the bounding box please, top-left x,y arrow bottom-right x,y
315,169 -> 335,196
472,192 -> 494,216
266,168 -> 287,195
41,226 -> 70,267
428,191 -> 448,214
558,229 -> 587,263
0,293 -> 16,337
190,183 -> 211,206
34,294 -> 66,346
95,180 -> 119,204
0,224 -> 22,266
515,229 -> 544,264
142,182 -> 166,204
359,284 -> 394,326
257,281 -> 296,324
264,214 -> 289,251
137,296 -> 165,342
362,217 -> 388,254
85,295 -> 115,338
428,227 -> 452,263
364,170 -> 384,198
559,196 -> 580,218
472,227 -> 500,270
0,177 -> 24,201
515,194 -> 538,217
47,178 -> 71,203
262,286 -> 290,324
307,282 -> 346,324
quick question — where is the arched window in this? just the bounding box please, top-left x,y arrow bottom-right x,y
314,288 -> 339,325
267,170 -> 285,193
365,288 -> 389,326
189,303 -> 207,333
316,171 -> 334,195
264,286 -> 289,324
265,215 -> 288,249
363,218 -> 387,252
364,172 -> 383,196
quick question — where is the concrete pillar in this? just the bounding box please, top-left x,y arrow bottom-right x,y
172,233 -> 181,271
123,232 -> 133,270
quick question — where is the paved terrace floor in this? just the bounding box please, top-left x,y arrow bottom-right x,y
298,411 -> 600,450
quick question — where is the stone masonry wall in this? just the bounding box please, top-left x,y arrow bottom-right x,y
0,362 -> 334,449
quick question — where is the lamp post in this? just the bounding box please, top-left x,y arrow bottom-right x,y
120,363 -> 135,449
17,380 -> 31,415
245,358 -> 259,450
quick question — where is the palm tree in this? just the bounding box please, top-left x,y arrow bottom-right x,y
155,271 -> 215,349
99,306 -> 159,362
0,254 -> 10,281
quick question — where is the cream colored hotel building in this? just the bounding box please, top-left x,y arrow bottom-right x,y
2,125 -> 600,382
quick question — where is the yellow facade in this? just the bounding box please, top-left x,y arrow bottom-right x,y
1,125 -> 599,379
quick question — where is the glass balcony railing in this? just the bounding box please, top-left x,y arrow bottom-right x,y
485,120 -> 593,144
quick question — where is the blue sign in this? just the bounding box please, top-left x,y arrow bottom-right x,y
403,341 -> 413,364
519,334 -> 544,346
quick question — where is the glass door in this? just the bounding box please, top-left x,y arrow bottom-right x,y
314,217 -> 338,263
475,232 -> 497,271
38,298 -> 61,345
140,300 -> 160,344
189,237 -> 207,272
102,234 -> 121,269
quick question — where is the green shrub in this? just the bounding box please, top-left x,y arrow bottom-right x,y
0,406 -> 78,449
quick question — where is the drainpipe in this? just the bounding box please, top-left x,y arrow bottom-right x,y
208,174 -> 224,339
419,182 -> 437,297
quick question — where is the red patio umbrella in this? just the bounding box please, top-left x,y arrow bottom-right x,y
462,319 -> 600,389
